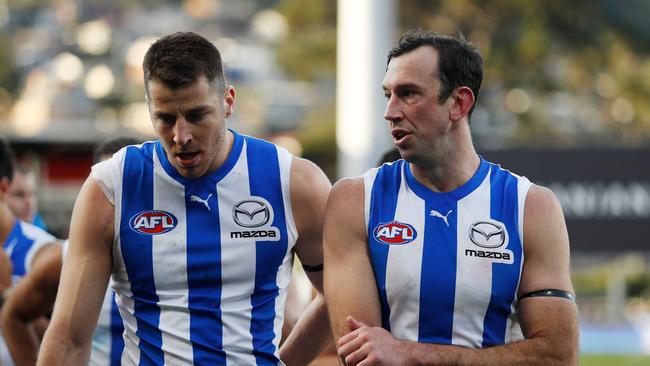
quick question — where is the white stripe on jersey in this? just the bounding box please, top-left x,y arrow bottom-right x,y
386,169 -> 425,341
218,143 -> 257,365
90,287 -> 116,366
152,147 -> 193,363
452,168 -> 493,347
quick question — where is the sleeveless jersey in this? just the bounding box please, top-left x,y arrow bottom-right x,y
91,130 -> 297,365
2,220 -> 55,284
62,240 -> 125,366
364,158 -> 532,348
1,220 -> 55,366
90,289 -> 125,366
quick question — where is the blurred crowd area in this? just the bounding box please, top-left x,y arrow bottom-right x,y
0,0 -> 649,359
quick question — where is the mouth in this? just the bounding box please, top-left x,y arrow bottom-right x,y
391,129 -> 409,144
175,151 -> 200,167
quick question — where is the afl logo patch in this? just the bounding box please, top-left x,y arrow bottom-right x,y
129,210 -> 178,235
373,221 -> 417,245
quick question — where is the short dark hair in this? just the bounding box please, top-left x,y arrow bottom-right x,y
142,32 -> 225,95
93,137 -> 141,163
0,136 -> 15,182
388,29 -> 483,115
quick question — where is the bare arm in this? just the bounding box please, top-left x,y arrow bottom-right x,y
278,157 -> 332,366
1,243 -> 61,366
37,177 -> 114,365
0,248 -> 11,304
336,185 -> 578,366
323,178 -> 387,363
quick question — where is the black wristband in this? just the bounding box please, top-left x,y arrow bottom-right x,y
302,263 -> 323,272
519,289 -> 575,303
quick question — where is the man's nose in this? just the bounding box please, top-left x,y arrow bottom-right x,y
384,95 -> 403,122
173,118 -> 192,146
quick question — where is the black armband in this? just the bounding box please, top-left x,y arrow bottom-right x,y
519,289 -> 575,303
302,263 -> 323,272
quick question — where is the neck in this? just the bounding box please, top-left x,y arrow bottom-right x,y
409,123 -> 480,193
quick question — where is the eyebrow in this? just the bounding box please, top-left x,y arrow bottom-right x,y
185,106 -> 211,114
382,82 -> 421,92
153,111 -> 174,119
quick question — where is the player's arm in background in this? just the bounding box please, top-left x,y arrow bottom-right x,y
278,157 -> 333,366
1,243 -> 62,366
335,184 -> 578,366
37,177 -> 114,365
0,248 -> 11,306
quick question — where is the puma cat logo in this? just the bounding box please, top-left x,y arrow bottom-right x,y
190,194 -> 212,210
430,209 -> 452,227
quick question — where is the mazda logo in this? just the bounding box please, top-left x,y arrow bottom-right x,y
469,221 -> 506,248
233,200 -> 270,228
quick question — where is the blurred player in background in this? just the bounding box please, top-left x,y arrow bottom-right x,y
0,137 -> 58,366
7,167 -> 47,232
1,137 -> 140,366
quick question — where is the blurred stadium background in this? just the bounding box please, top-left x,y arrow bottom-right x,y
0,1 -> 648,364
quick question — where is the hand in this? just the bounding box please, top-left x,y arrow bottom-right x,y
337,316 -> 411,366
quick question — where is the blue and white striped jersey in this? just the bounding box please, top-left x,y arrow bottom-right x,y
1,220 -> 55,366
90,289 -> 125,366
91,130 -> 297,365
2,220 -> 55,284
364,158 -> 532,348
63,239 -> 125,366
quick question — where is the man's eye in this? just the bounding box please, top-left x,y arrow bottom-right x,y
186,112 -> 204,122
159,116 -> 175,124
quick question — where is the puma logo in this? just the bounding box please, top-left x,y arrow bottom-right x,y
430,209 -> 452,227
190,194 -> 212,210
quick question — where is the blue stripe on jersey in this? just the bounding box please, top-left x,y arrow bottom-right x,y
368,160 -> 405,331
419,200 -> 457,344
405,159 -> 490,344
185,176 -> 226,364
110,292 -> 125,366
403,164 -> 457,344
482,164 -> 523,346
120,142 -> 164,365
4,222 -> 28,276
246,136 -> 288,365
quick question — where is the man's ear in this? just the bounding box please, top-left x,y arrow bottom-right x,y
0,177 -> 10,198
449,86 -> 475,122
224,85 -> 235,118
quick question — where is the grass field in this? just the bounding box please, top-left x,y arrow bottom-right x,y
580,354 -> 650,366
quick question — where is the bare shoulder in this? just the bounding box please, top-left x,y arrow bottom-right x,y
523,184 -> 568,246
524,184 -> 564,219
324,176 -> 366,241
289,156 -> 331,210
290,157 -> 331,194
520,183 -> 572,294
329,176 -> 365,206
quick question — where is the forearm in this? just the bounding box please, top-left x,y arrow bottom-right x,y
279,294 -> 332,365
37,324 -> 92,366
403,336 -> 578,366
1,311 -> 39,366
